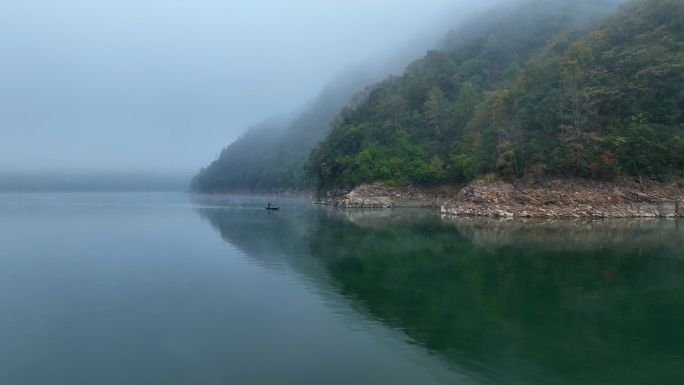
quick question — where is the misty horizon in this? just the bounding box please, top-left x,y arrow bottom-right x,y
0,0 -> 497,180
0,172 -> 194,192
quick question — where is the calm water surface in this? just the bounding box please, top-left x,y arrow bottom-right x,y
0,192 -> 682,384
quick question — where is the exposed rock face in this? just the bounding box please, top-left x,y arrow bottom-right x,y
312,177 -> 683,218
312,182 -> 461,209
659,199 -> 678,218
441,178 -> 683,218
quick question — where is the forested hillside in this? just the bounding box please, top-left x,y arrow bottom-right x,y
307,0 -> 684,187
190,22 -> 463,192
190,0 -> 611,192
189,76 -> 363,191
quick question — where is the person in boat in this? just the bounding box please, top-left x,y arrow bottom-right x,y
267,202 -> 271,209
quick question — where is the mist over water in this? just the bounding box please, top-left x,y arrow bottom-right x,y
4,1 -> 675,384
2,193 -> 682,384
0,173 -> 194,192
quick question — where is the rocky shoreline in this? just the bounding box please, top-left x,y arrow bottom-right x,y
313,177 -> 683,218
311,182 -> 462,208
441,177 -> 683,218
192,177 -> 683,218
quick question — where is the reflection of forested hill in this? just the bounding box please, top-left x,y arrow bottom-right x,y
308,213 -> 684,384
195,199 -> 684,384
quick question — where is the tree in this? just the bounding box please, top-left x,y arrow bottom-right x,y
424,87 -> 451,139
451,83 -> 479,141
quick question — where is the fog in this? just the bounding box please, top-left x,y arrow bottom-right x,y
0,0 -> 498,182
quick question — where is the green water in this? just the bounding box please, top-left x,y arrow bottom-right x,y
1,193 -> 682,384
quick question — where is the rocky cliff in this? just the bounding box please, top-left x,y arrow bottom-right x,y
440,178 -> 683,218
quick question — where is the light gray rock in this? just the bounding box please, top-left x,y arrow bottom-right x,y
658,198 -> 677,217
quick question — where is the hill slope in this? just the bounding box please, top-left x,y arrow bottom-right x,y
189,13 -> 478,193
307,0 -> 683,188
189,76 -> 363,192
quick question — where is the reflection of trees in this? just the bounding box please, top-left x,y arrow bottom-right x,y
442,216 -> 684,251
309,213 -> 684,385
195,199 -> 684,384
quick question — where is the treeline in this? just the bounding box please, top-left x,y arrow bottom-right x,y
307,0 -> 684,187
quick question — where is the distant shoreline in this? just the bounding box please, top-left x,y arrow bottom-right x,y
0,174 -> 193,193
189,177 -> 684,219
190,188 -> 315,200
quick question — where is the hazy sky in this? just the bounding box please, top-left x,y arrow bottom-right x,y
0,0 -> 494,176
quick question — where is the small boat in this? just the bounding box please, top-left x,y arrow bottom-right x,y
265,206 -> 280,211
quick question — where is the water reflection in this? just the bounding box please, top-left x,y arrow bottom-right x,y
193,196 -> 323,274
196,199 -> 684,385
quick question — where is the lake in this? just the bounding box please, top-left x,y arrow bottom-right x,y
1,192 -> 682,384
